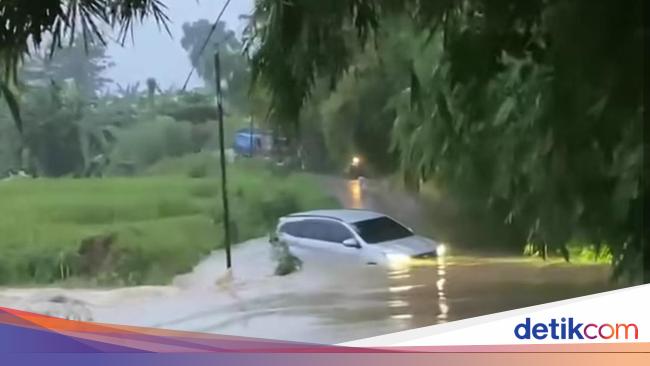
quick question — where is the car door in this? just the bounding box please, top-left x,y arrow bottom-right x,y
297,219 -> 362,264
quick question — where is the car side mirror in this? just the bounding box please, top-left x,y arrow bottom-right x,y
342,238 -> 361,249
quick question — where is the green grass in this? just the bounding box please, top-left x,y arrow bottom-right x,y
523,242 -> 613,264
0,157 -> 338,286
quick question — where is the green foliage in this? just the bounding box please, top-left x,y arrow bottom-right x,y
187,163 -> 209,179
524,242 -> 613,265
0,80 -> 22,134
318,52 -> 400,174
1,0 -> 170,76
0,102 -> 22,173
0,161 -> 338,285
391,31 -> 642,279
107,117 -> 195,173
250,1 -> 644,281
18,81 -> 136,176
158,92 -> 217,124
180,19 -> 251,113
297,96 -> 337,173
144,151 -> 220,177
248,0 -> 374,132
1,1 -> 170,142
160,103 -> 216,124
22,37 -> 113,98
21,83 -> 85,176
145,77 -> 159,106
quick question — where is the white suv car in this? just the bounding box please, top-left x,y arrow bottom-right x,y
276,209 -> 445,267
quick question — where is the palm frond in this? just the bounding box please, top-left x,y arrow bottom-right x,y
1,0 -> 171,75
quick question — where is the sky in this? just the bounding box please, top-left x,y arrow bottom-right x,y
105,0 -> 253,91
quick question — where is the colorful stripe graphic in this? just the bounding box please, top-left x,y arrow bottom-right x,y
1,306 -> 648,365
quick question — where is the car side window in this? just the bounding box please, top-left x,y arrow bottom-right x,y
312,220 -> 354,243
282,219 -> 354,243
299,220 -> 324,240
279,221 -> 303,237
328,222 -> 355,243
280,220 -> 319,239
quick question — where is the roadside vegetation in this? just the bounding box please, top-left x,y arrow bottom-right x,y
0,17 -> 336,286
248,2 -> 643,282
0,159 -> 337,286
0,1 -> 643,285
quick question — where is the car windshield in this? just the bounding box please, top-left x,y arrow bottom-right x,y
351,217 -> 413,244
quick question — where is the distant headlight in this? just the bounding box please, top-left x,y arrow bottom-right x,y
436,244 -> 447,256
385,252 -> 411,265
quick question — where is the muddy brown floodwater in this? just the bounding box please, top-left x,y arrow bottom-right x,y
0,177 -> 617,344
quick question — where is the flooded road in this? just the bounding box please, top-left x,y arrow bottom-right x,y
0,177 -> 617,344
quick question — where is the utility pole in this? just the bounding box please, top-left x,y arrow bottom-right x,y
214,50 -> 232,269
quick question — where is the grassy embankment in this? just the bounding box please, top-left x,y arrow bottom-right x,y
0,154 -> 338,286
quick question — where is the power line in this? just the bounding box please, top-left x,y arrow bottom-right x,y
181,0 -> 233,91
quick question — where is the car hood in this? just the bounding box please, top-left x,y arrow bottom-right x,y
373,235 -> 438,256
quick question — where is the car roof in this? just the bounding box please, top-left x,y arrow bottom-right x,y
286,209 -> 385,223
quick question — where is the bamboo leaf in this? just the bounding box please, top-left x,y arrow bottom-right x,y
493,96 -> 515,127
409,62 -> 421,112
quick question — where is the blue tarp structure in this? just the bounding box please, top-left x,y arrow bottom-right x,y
232,128 -> 272,156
